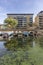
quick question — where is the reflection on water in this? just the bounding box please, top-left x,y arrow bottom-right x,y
0,41 -> 7,56
0,41 -> 6,49
0,37 -> 43,65
0,37 -> 43,54
33,41 -> 36,47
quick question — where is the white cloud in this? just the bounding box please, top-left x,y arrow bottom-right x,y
0,0 -> 43,23
0,6 -> 7,24
34,0 -> 43,13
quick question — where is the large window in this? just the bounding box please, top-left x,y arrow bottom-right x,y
17,16 -> 26,27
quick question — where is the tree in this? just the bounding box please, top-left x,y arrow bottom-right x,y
4,17 -> 18,29
33,22 -> 39,28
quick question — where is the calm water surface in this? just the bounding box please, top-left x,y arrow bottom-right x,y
0,37 -> 43,65
0,37 -> 43,55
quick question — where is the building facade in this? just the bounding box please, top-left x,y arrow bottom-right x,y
35,11 -> 43,29
7,14 -> 33,31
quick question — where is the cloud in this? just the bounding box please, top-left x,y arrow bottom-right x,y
33,0 -> 43,13
0,0 -> 34,13
0,6 -> 7,24
0,0 -> 43,23
32,0 -> 43,21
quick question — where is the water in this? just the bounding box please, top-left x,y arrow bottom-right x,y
0,37 -> 42,55
0,41 -> 6,49
0,37 -> 43,65
0,41 -> 7,56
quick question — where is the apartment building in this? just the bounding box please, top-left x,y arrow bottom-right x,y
35,11 -> 43,29
7,13 -> 33,31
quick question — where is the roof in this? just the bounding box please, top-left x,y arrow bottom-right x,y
7,13 -> 33,15
37,11 -> 43,16
39,11 -> 43,13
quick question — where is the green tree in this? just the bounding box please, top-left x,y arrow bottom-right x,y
4,17 -> 18,29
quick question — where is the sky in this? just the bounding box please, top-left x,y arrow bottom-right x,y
0,0 -> 43,24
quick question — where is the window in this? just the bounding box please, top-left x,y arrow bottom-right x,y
16,16 -> 27,27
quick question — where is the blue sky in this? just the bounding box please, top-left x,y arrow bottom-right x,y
0,0 -> 43,23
